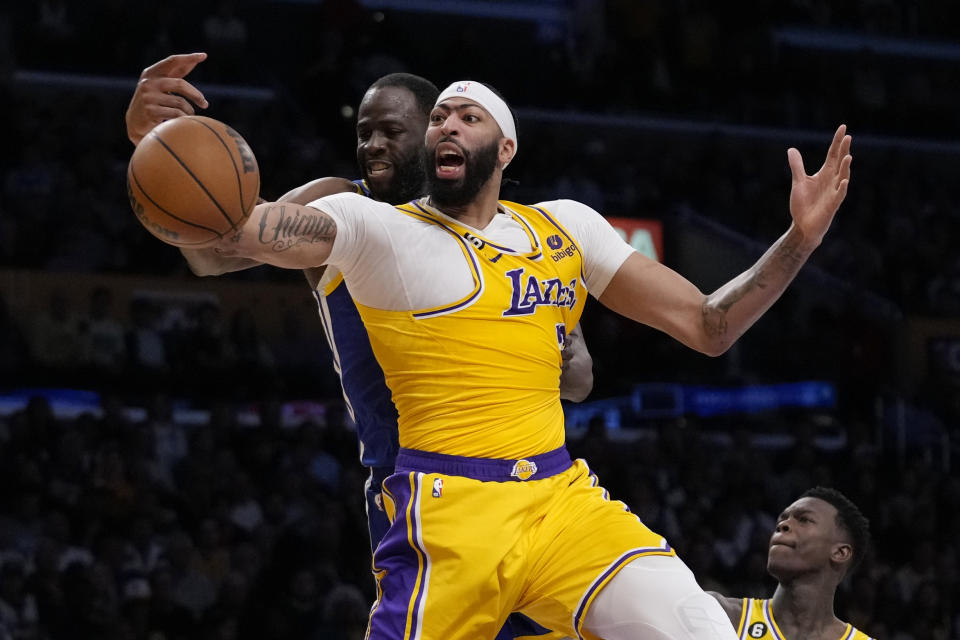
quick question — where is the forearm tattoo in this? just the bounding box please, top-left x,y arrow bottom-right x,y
701,232 -> 807,339
256,205 -> 336,252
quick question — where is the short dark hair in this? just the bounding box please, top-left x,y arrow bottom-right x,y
369,73 -> 439,117
801,486 -> 871,574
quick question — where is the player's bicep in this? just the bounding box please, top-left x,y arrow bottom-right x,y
598,252 -> 710,353
225,202 -> 338,269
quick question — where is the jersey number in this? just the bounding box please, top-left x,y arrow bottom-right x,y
749,622 -> 767,638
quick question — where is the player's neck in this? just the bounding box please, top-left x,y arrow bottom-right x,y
770,582 -> 846,639
428,175 -> 503,230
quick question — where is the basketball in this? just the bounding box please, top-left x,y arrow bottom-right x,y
126,115 -> 260,248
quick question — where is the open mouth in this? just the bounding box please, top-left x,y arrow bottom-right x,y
435,142 -> 465,177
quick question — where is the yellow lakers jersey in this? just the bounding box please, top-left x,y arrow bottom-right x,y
737,598 -> 874,640
353,199 -> 587,459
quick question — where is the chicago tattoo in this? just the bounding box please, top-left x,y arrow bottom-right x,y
256,205 -> 335,252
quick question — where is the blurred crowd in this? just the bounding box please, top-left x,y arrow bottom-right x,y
1,1 -> 959,638
1,1 -> 958,315
0,394 -> 957,639
0,286 -> 339,402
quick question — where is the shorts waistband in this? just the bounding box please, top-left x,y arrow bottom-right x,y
395,446 -> 572,482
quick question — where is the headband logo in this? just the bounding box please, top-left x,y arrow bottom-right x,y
456,83 -> 471,93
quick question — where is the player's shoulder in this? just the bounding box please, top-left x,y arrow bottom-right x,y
308,190 -> 385,210
528,198 -> 600,216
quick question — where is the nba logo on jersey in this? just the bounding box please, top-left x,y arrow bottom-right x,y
432,478 -> 444,498
510,459 -> 538,481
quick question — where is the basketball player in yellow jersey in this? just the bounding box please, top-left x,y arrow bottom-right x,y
709,487 -> 875,640
211,81 -> 852,639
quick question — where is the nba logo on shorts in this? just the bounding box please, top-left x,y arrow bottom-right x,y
510,459 -> 538,481
432,478 -> 444,498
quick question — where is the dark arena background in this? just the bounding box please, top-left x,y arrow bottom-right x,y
1,2 -> 959,638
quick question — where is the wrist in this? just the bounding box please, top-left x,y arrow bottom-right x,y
787,222 -> 821,254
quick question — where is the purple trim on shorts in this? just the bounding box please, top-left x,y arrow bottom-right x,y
395,446 -> 572,482
573,544 -> 673,639
368,473 -> 428,640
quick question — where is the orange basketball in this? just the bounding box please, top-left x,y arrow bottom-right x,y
126,115 -> 260,247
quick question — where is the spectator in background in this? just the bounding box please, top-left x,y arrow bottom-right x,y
31,290 -> 82,372
225,308 -> 278,394
0,556 -> 40,640
125,298 -> 168,381
78,286 -> 126,378
145,393 -> 188,490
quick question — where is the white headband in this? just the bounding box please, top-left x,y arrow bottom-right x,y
436,81 -> 518,162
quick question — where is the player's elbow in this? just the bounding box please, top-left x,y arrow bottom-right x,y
560,363 -> 594,402
561,380 -> 593,403
699,339 -> 733,358
187,263 -> 224,277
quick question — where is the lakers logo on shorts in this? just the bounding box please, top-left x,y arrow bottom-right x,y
510,459 -> 539,481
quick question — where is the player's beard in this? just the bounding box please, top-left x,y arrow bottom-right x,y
364,148 -> 427,205
425,139 -> 500,209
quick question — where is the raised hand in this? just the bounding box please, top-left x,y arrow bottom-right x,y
125,52 -> 210,145
787,124 -> 853,248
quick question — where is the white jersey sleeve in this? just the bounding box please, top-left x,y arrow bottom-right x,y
535,199 -> 636,297
306,192 -> 476,311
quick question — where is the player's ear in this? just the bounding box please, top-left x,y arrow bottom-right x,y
499,138 -> 516,169
831,542 -> 853,568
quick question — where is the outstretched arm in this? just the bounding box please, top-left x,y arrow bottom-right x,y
123,52 -> 359,277
183,178 -> 358,276
600,125 -> 852,356
219,201 -> 340,270
559,323 -> 593,402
